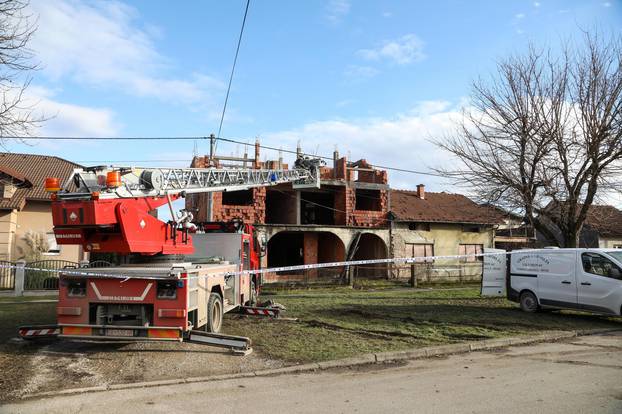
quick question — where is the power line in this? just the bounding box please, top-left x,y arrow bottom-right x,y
216,0 -> 251,152
1,134 -> 449,178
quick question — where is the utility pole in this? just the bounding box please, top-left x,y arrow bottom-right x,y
207,133 -> 216,221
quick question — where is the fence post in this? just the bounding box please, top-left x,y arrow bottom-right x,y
14,260 -> 25,296
348,266 -> 355,287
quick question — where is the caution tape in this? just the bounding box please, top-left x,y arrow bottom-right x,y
0,249 -> 530,282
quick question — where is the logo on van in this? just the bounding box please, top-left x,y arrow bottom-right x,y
517,254 -> 550,269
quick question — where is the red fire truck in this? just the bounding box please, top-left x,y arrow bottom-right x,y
19,159 -> 320,351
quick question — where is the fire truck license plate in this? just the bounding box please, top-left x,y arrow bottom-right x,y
106,329 -> 134,337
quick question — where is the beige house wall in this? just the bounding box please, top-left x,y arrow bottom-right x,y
0,209 -> 18,261
11,201 -> 84,262
391,222 -> 495,282
599,238 -> 622,249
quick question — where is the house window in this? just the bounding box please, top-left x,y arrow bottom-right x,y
459,244 -> 483,262
408,243 -> 434,263
355,189 -> 381,211
462,225 -> 480,233
408,222 -> 430,231
222,189 -> 253,206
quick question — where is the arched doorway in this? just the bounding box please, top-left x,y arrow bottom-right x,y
267,231 -> 346,282
351,233 -> 388,279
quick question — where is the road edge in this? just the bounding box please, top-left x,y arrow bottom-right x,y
22,328 -> 620,400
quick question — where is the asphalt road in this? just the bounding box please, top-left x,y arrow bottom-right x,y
3,331 -> 622,414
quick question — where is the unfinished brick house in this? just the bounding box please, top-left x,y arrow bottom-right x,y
187,141 -> 391,282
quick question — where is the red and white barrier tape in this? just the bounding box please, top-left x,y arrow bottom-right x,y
0,249 -> 538,282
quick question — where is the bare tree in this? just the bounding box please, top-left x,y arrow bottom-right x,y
436,33 -> 622,247
0,0 -> 41,146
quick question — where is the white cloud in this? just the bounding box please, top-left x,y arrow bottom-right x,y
515,13 -> 525,19
357,34 -> 426,65
325,0 -> 351,23
29,0 -> 223,106
25,86 -> 119,137
382,11 -> 393,18
343,65 -> 380,81
533,2 -> 541,7
603,2 -> 611,7
262,100 -> 462,191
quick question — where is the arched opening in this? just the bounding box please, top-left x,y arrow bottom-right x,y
266,231 -> 346,283
351,233 -> 388,279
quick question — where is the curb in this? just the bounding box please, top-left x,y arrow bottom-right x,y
22,328 -> 620,400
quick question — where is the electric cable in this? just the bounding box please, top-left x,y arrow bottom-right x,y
215,0 -> 251,152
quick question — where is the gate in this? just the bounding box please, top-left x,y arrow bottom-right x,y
24,260 -> 79,290
0,261 -> 15,290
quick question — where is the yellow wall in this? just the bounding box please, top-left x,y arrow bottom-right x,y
392,222 -> 494,281
11,201 -> 84,262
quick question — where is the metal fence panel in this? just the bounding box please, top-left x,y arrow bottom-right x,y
24,260 -> 79,290
0,261 -> 15,290
393,262 -> 483,284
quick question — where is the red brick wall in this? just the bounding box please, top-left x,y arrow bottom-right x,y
348,188 -> 389,227
303,232 -> 319,277
213,187 -> 266,224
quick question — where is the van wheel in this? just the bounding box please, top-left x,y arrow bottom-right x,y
520,291 -> 539,313
206,293 -> 223,333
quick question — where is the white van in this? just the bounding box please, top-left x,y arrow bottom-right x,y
483,248 -> 622,316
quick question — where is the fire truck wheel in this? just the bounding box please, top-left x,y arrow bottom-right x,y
207,293 -> 223,333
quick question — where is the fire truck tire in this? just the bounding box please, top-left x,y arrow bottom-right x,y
206,293 -> 223,333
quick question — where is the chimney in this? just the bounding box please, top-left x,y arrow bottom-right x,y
416,184 -> 425,199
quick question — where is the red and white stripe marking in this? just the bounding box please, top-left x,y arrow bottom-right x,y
242,308 -> 279,317
19,327 -> 60,337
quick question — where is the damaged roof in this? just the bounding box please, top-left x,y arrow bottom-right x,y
0,152 -> 81,211
390,189 -> 504,225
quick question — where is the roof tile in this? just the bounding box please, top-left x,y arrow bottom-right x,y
0,152 -> 80,210
390,189 -> 504,224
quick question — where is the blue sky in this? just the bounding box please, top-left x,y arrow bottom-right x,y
5,0 -> 621,198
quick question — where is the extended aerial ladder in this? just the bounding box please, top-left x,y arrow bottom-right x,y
19,156 -> 322,354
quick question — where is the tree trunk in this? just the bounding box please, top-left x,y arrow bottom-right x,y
564,230 -> 580,248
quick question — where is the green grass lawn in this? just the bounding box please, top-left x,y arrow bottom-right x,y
225,287 -> 622,363
1,288 -> 620,366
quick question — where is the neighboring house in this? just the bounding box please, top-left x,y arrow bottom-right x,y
389,186 -> 503,281
482,204 -> 537,251
538,203 -> 622,248
579,205 -> 622,248
0,153 -> 86,262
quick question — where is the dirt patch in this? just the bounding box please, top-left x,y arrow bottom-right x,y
1,335 -> 283,402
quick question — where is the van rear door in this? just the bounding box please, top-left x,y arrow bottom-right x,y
482,248 -> 506,297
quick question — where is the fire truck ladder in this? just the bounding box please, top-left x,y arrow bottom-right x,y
61,156 -> 322,200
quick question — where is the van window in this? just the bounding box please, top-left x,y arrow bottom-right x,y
581,253 -> 622,280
